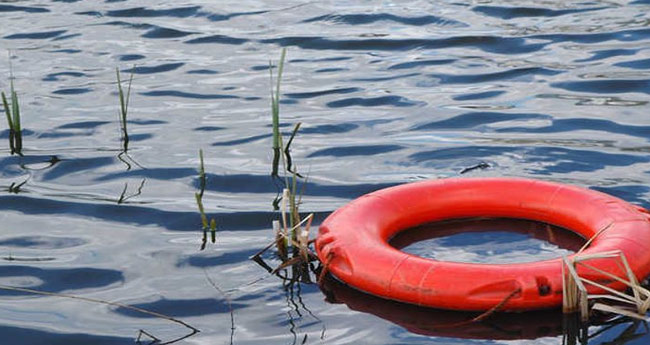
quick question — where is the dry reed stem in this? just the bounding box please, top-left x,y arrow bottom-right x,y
562,255 -> 588,317
563,250 -> 650,322
578,261 -> 650,300
592,303 -> 650,321
281,188 -> 289,237
577,222 -> 613,254
299,214 -> 313,263
589,294 -> 639,305
619,253 -> 643,312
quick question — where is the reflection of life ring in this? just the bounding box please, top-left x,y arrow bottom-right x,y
320,275 -> 608,340
315,178 -> 650,311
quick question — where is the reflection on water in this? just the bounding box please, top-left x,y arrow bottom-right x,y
1,0 -> 650,344
392,218 -> 584,264
321,275 -> 649,345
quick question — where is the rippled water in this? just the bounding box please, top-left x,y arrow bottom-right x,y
392,218 -> 586,264
1,0 -> 650,344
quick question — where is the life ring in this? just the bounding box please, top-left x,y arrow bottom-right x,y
315,178 -> 650,311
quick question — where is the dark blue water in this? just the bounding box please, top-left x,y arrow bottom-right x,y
1,1 -> 650,344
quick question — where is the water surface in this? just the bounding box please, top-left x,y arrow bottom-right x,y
1,0 -> 650,344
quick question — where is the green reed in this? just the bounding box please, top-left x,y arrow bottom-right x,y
2,65 -> 22,155
115,66 -> 145,171
116,67 -> 133,152
270,48 -> 286,177
195,149 -> 217,250
250,49 -> 319,285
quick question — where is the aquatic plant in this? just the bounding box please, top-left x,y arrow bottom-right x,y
563,250 -> 650,321
1,68 -> 22,155
116,67 -> 132,150
115,66 -> 143,170
270,48 -> 286,177
195,149 -> 217,250
562,223 -> 650,322
252,49 -> 320,286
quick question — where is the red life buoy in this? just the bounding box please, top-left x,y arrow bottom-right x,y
315,178 -> 650,311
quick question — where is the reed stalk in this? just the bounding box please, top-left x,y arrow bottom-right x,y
270,48 -> 286,177
562,250 -> 650,322
252,49 -> 320,283
2,66 -> 22,155
116,67 -> 133,152
195,149 -> 216,249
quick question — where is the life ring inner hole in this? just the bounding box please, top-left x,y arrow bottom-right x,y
389,217 -> 586,265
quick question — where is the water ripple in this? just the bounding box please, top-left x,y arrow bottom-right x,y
409,146 -> 649,174
140,90 -> 239,99
575,48 -> 637,62
552,79 -> 650,94
307,144 -> 404,157
302,13 -> 466,27
115,298 -> 244,318
177,248 -> 261,267
452,90 -> 505,101
432,67 -> 561,84
387,59 -> 456,70
0,236 -> 86,249
127,63 -> 185,74
0,325 -> 129,345
42,72 -> 87,82
261,35 -> 547,54
4,30 -> 67,40
118,54 -> 145,61
413,112 -> 549,131
0,195 -> 330,231
142,26 -> 196,39
497,118 -> 650,139
105,6 -> 202,18
614,58 -> 650,69
52,88 -> 93,95
56,121 -> 110,129
472,5 -> 607,19
326,95 -> 422,108
185,34 -> 248,45
0,4 -> 49,13
0,266 -> 123,296
285,87 -> 360,99
40,157 -> 115,181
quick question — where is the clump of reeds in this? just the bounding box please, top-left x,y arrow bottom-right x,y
195,149 -> 217,250
562,224 -> 650,322
2,65 -> 22,155
252,48 -> 320,284
563,250 -> 650,321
